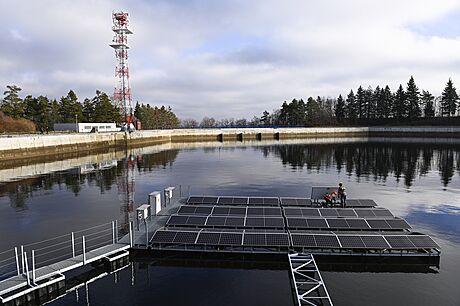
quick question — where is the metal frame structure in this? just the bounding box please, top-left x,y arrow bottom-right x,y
288,253 -> 333,306
110,11 -> 134,130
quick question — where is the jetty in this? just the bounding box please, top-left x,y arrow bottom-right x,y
0,187 -> 441,306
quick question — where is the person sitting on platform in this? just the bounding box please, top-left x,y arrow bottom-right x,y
323,193 -> 333,207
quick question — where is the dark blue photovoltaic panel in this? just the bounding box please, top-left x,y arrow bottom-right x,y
366,220 -> 391,229
319,209 -> 339,217
264,217 -> 284,227
346,219 -> 370,229
407,235 -> 440,248
284,208 -> 302,216
201,197 -> 218,204
178,206 -> 196,214
225,217 -> 245,226
206,216 -> 226,226
243,233 -> 266,246
229,207 -> 247,215
266,233 -> 289,246
151,230 -> 177,243
358,199 -> 377,207
218,197 -> 234,204
291,234 -> 316,247
338,235 -> 365,248
196,232 -> 221,244
314,235 -> 340,248
167,215 -> 189,225
385,219 -> 411,229
287,218 -> 308,227
326,219 -> 349,228
301,209 -> 320,217
219,233 -> 243,245
187,196 -> 203,204
384,236 -> 416,249
336,209 -> 357,217
186,216 -> 207,226
360,235 -> 390,248
212,207 -> 230,216
355,209 -> 375,218
173,231 -> 198,244
248,197 -> 264,205
247,207 -> 264,216
306,219 -> 328,228
195,206 -> 213,215
232,197 -> 249,205
245,217 -> 265,227
264,207 -> 282,216
263,198 -> 280,205
372,209 -> 393,217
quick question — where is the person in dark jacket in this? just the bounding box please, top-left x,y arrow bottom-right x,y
338,182 -> 347,208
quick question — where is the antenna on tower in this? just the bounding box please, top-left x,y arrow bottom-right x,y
110,11 -> 136,131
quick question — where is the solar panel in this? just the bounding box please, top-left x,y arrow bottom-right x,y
187,196 -> 203,204
266,233 -> 289,246
336,209 -> 357,217
373,209 -> 393,217
280,198 -> 297,206
225,217 -> 245,226
264,207 -> 282,216
407,235 -> 440,249
248,197 -> 264,205
291,234 -> 316,247
326,219 -> 349,229
245,217 -> 265,227
346,219 -> 370,229
264,198 -> 280,205
358,199 -> 377,207
218,197 -> 234,204
338,235 -> 365,248
195,207 -> 213,215
247,207 -> 264,216
314,235 -> 340,248
360,235 -> 390,248
284,208 -> 302,216
186,216 -> 207,226
355,209 -> 375,218
196,232 -> 220,244
287,218 -> 307,227
384,236 -> 416,249
386,219 -> 411,229
219,233 -> 243,245
367,220 -> 391,229
232,197 -> 249,205
212,207 -> 230,216
243,233 -> 266,246
151,230 -> 177,243
301,208 -> 320,217
173,231 -> 198,244
167,215 -> 189,225
229,207 -> 246,216
344,199 -> 361,207
319,209 -> 339,217
178,206 -> 196,214
264,217 -> 284,227
202,196 -> 218,204
306,219 -> 329,228
206,216 -> 226,226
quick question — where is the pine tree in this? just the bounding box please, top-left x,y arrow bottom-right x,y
365,86 -> 375,119
260,110 -> 270,125
375,86 -> 385,119
345,90 -> 357,121
440,78 -> 459,117
381,85 -> 393,118
406,76 -> 421,119
59,90 -> 83,123
1,85 -> 24,118
421,90 -> 435,118
393,85 -> 406,120
356,86 -> 365,119
82,98 -> 94,122
335,94 -> 346,122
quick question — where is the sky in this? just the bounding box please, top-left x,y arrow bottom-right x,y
2,0 -> 460,120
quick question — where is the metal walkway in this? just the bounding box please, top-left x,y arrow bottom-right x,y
288,253 -> 333,306
0,221 -> 131,305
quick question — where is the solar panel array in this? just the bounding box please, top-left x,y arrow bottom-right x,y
177,205 -> 282,216
286,217 -> 411,230
283,207 -> 393,218
152,229 -> 290,247
187,196 -> 280,206
167,214 -> 285,229
291,234 -> 440,249
151,229 -> 439,250
280,198 -> 377,208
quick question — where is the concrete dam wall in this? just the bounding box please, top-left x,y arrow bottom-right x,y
0,126 -> 459,161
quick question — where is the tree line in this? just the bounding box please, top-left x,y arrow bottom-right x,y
134,102 -> 180,129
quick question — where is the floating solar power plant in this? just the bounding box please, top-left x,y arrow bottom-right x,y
279,197 -> 312,206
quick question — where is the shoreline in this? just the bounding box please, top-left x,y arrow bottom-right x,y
1,126 -> 459,161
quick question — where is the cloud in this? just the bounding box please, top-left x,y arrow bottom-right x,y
1,0 -> 460,119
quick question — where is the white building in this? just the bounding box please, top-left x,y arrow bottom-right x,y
54,123 -> 119,133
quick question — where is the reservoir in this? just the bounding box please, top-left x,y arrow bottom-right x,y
0,137 -> 459,306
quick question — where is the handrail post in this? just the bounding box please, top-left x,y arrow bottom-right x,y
21,245 -> 24,275
24,251 -> 30,286
82,236 -> 86,265
32,250 -> 36,284
71,232 -> 75,257
129,221 -> 133,247
112,221 -> 116,244
145,219 -> 148,248
14,247 -> 20,276
115,220 -> 118,242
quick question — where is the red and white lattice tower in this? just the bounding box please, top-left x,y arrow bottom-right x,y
110,11 -> 134,130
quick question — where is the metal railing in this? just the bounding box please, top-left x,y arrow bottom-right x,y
0,220 -> 131,284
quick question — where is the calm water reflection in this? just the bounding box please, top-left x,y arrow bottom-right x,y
0,137 -> 459,306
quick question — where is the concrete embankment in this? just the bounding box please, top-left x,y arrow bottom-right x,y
0,126 -> 459,161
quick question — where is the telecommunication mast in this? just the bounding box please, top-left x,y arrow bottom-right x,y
110,11 -> 135,131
